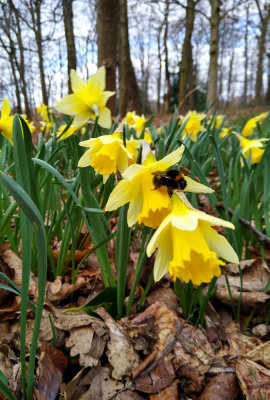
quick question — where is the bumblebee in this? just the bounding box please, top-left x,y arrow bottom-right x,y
152,169 -> 187,194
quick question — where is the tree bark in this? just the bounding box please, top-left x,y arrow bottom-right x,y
8,0 -> 31,116
157,23 -> 163,114
206,0 -> 221,112
62,0 -> 77,94
29,0 -> 48,105
178,0 -> 196,112
119,0 -> 141,117
164,0 -> 170,113
97,0 -> 118,115
254,3 -> 270,105
242,3 -> 249,106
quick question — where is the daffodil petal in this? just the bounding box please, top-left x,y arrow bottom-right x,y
78,149 -> 92,167
127,195 -> 143,227
200,222 -> 239,264
154,145 -> 185,170
73,111 -> 92,128
183,176 -> 214,193
153,243 -> 172,281
98,107 -> 112,129
147,215 -> 172,256
122,164 -> 144,180
172,214 -> 198,231
1,98 -> 11,119
54,94 -> 89,115
70,70 -> 86,93
194,210 -> 235,229
105,179 -> 135,211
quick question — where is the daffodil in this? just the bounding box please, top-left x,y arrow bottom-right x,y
237,135 -> 268,164
54,67 -> 115,129
78,131 -> 138,182
143,129 -> 153,146
212,114 -> 224,129
21,114 -> 35,134
123,111 -> 136,127
56,124 -> 83,141
36,103 -> 52,123
0,98 -> 14,144
219,127 -> 231,138
147,193 -> 239,285
134,114 -> 146,137
242,112 -> 267,137
180,111 -> 206,142
105,143 -> 213,229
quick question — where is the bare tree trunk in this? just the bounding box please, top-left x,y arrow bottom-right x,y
242,3 -> 249,105
97,0 -> 118,115
157,23 -> 163,114
119,0 -> 141,117
226,50 -> 234,107
62,0 -> 77,94
206,0 -> 221,112
28,0 -> 48,105
178,0 -> 196,112
164,0 -> 170,113
254,3 -> 270,105
8,0 -> 31,116
266,51 -> 270,104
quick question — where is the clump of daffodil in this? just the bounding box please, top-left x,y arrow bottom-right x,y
156,126 -> 165,135
242,112 -> 268,137
78,131 -> 141,182
54,67 -> 115,129
211,114 -> 224,129
180,110 -> 206,142
36,103 -> 54,130
122,111 -> 147,137
123,111 -> 137,127
147,193 -> 239,285
105,143 -> 214,229
219,127 -> 232,138
0,98 -> 14,144
234,132 -> 268,164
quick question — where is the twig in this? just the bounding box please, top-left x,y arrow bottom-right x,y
178,85 -> 200,113
217,202 -> 270,248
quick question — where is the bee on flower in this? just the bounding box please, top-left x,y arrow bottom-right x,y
241,112 -> 268,137
54,67 -> 114,129
106,143 -> 213,229
147,192 -> 239,285
0,98 -> 14,145
180,110 -> 206,142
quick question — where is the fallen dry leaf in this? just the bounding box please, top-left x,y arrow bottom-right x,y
52,243 -> 93,265
37,344 -> 67,400
46,276 -> 86,302
149,379 -> 178,400
97,308 -> 140,380
134,357 -> 175,393
199,372 -> 239,399
144,287 -> 181,314
236,359 -> 270,400
246,341 -> 270,368
0,296 -> 21,322
65,325 -> 107,367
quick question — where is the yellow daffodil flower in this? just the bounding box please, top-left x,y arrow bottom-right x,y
123,111 -> 136,127
219,127 -> 231,138
134,115 -> 146,137
78,131 -> 138,182
21,114 -> 35,134
0,98 -> 14,144
237,135 -> 268,164
36,103 -> 52,123
143,129 -> 153,146
147,193 -> 239,285
54,67 -> 115,129
214,114 -> 224,129
125,137 -> 141,165
56,124 -> 84,141
156,126 -> 165,135
180,111 -> 206,142
242,112 -> 267,137
105,143 -> 213,229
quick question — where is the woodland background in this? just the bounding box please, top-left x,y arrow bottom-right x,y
1,0 -> 270,118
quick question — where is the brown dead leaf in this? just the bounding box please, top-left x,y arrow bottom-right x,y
246,342 -> 270,368
46,276 -> 86,302
0,296 -> 21,321
59,368 -> 92,400
144,287 -> 181,314
3,250 -> 38,301
176,364 -> 205,394
149,379 -> 178,400
97,308 -> 140,380
236,359 -> 270,400
52,243 -> 93,264
131,302 -> 178,351
199,373 -> 239,400
0,255 -> 14,304
134,357 -> 175,393
215,285 -> 270,307
37,344 -> 67,400
81,366 -> 124,400
66,325 -> 107,367
115,390 -> 146,400
0,344 -> 21,396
